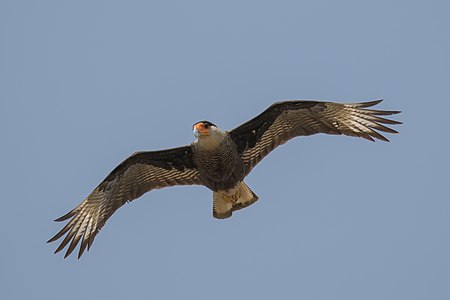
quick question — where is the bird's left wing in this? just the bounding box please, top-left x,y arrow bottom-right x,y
229,100 -> 401,176
48,145 -> 201,258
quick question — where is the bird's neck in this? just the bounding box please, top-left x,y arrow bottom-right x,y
194,130 -> 227,151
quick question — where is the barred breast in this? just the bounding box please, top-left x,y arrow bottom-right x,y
193,137 -> 245,192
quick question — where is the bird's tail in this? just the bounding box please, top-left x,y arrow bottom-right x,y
213,182 -> 259,219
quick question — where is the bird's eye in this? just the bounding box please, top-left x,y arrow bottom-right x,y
204,123 -> 209,128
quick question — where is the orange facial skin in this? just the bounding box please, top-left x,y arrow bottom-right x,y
194,122 -> 210,136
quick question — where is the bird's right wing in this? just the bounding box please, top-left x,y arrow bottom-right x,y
229,100 -> 401,176
48,145 -> 201,259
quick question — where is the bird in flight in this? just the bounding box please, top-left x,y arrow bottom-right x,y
48,99 -> 401,258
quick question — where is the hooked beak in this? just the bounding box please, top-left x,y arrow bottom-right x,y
193,123 -> 209,137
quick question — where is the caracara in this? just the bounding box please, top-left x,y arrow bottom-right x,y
48,100 -> 401,258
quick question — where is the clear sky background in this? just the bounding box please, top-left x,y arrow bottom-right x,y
1,1 -> 449,299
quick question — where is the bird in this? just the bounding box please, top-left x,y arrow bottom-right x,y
48,99 -> 401,258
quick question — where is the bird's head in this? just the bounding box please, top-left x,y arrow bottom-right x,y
193,121 -> 217,138
193,121 -> 226,150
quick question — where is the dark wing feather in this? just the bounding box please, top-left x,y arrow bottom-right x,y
48,145 -> 201,258
229,100 -> 401,175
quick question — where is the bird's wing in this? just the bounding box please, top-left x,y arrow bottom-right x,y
48,145 -> 201,258
229,100 -> 401,175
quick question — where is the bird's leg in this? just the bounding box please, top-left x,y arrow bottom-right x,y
222,189 -> 241,204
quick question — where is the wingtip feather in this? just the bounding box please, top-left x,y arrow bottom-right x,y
355,99 -> 383,107
54,213 -> 74,222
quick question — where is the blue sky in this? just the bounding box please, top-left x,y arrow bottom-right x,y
1,1 -> 449,299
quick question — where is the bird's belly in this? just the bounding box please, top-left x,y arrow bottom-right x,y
199,160 -> 244,192
194,141 -> 245,192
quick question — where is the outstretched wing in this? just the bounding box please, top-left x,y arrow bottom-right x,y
48,145 -> 201,258
229,100 -> 401,175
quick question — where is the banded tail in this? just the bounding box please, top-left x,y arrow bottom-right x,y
213,182 -> 259,219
